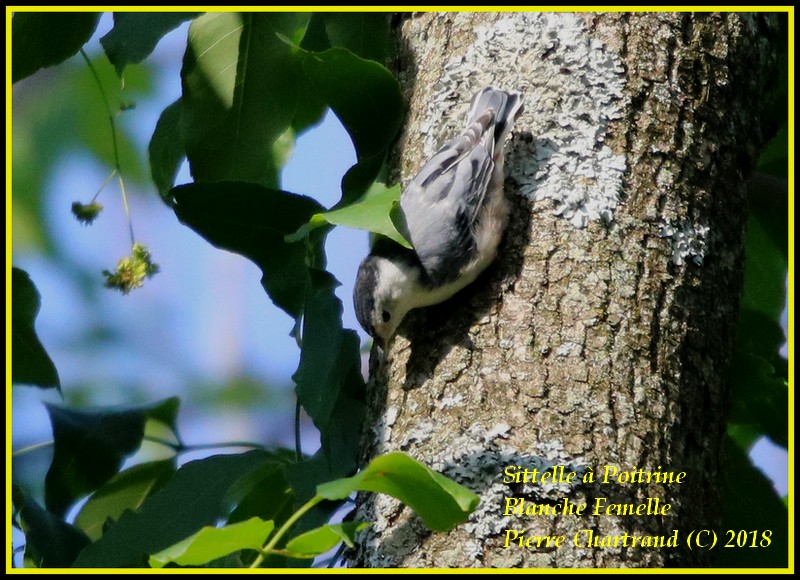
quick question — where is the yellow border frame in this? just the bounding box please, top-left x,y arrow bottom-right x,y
6,5 -> 794,574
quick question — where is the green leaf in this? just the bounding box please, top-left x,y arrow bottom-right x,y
149,517 -> 275,568
317,453 -> 480,532
728,305 -> 787,449
289,65 -> 327,135
227,454 -> 294,526
74,459 -> 177,541
756,124 -> 788,178
14,485 -> 91,568
292,270 -> 365,476
286,454 -> 340,506
11,268 -> 60,390
318,362 -> 367,479
44,397 -> 179,517
149,99 -> 186,202
727,423 -> 760,452
735,308 -> 788,363
223,455 -> 306,568
720,437 -> 788,567
728,351 -> 787,448
171,181 -> 327,319
288,182 -> 410,248
272,126 -> 297,171
181,12 -> 309,187
293,270 -> 346,427
340,150 -> 389,206
299,47 -> 403,206
284,271 -> 366,512
12,12 -> 100,83
74,451 -> 275,567
283,522 -> 368,558
302,47 -> 403,161
322,13 -> 392,63
298,13 -> 331,52
300,13 -> 392,63
740,205 -> 788,321
100,12 -> 201,76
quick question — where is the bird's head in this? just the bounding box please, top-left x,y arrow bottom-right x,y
353,251 -> 420,351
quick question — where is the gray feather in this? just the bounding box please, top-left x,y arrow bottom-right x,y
400,87 -> 522,285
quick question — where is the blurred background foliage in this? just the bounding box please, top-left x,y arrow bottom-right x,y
11,14 -> 324,498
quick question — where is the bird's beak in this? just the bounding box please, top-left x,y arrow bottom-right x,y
372,337 -> 385,363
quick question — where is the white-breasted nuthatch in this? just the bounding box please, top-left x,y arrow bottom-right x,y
354,86 -> 524,349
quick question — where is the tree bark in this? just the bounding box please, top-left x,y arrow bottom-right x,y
352,12 -> 781,568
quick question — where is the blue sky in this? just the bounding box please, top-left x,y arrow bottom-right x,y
11,16 -> 366,465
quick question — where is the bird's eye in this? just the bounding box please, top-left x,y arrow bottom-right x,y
382,310 -> 391,323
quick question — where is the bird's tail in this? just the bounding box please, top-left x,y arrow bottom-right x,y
466,87 -> 524,151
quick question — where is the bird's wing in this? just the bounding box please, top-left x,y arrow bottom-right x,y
400,112 -> 496,286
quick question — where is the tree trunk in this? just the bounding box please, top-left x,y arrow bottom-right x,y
351,12 -> 781,568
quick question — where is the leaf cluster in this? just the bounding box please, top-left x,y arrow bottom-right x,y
11,10 -> 469,570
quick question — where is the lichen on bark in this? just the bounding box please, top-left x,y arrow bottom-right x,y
351,12 -> 782,568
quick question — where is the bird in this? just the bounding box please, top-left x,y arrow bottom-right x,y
353,86 -> 524,351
